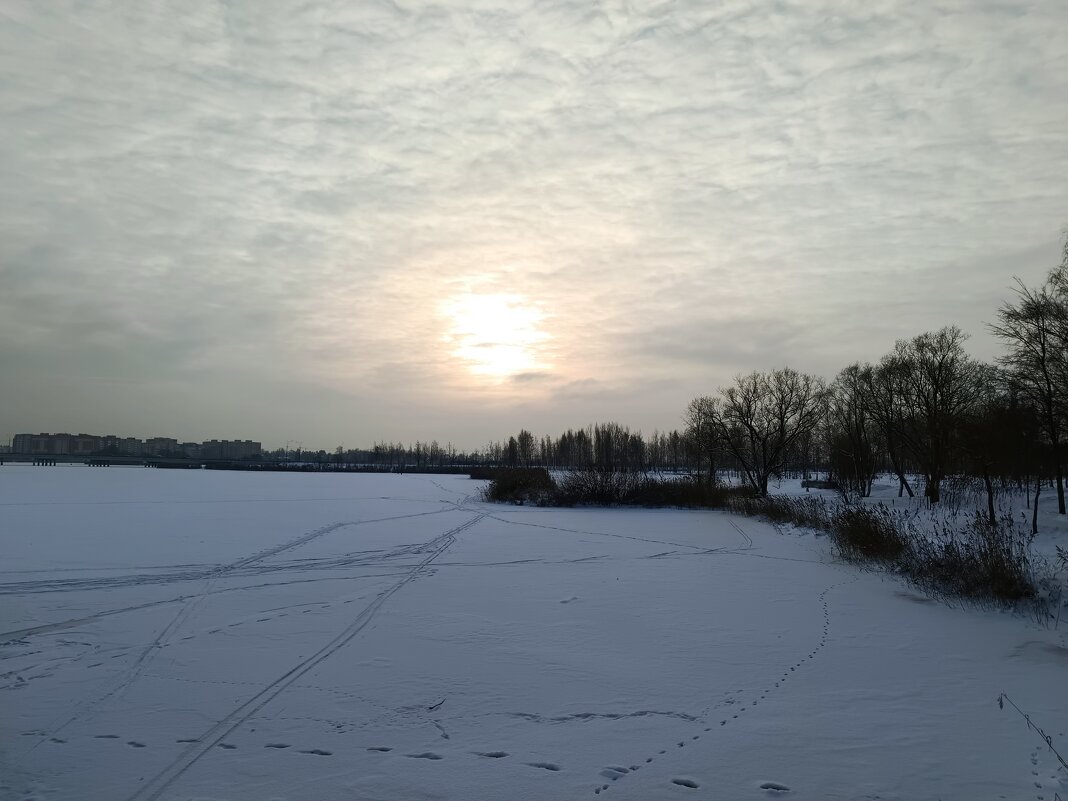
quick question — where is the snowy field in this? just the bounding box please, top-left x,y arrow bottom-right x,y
1,466 -> 1065,801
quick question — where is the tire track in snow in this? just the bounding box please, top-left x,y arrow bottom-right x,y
123,512 -> 485,801
591,574 -> 857,796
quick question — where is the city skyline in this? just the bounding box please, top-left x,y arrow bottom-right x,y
8,432 -> 262,460
2,1 -> 1067,450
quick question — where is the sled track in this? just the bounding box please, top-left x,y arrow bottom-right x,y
124,512 -> 485,801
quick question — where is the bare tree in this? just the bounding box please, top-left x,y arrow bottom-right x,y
683,395 -> 720,485
862,356 -> 916,497
825,363 -> 881,499
886,327 -> 990,504
711,368 -> 826,496
516,429 -> 534,468
992,235 -> 1068,514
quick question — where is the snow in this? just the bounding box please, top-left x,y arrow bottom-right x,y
1,465 -> 1066,801
766,473 -> 1068,565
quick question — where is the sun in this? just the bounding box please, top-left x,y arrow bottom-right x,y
442,293 -> 550,378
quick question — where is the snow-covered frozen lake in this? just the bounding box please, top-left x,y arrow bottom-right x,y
1,466 -> 1065,800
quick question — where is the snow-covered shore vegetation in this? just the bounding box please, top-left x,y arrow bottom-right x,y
484,468 -> 1064,613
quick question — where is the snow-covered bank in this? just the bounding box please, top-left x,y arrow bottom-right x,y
1,466 -> 1065,800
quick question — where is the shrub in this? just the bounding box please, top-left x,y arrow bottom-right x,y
902,512 -> 1037,602
552,469 -> 647,506
628,478 -> 757,508
477,468 -> 757,509
830,505 -> 910,563
726,495 -> 830,530
727,497 -> 1040,605
477,468 -> 555,505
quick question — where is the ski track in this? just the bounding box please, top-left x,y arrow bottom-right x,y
123,512 -> 485,801
4,482 -> 878,799
19,576 -> 223,756
728,519 -> 754,550
0,508 -> 463,644
8,506 -> 467,757
482,511 -> 732,552
0,508 -> 453,596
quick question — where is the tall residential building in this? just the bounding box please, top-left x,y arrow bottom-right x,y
144,437 -> 180,456
201,439 -> 262,460
71,434 -> 101,455
101,436 -> 144,455
12,432 -> 261,459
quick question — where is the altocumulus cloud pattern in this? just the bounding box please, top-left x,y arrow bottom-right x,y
1,0 -> 1066,442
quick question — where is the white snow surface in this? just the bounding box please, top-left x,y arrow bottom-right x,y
1,466 -> 1065,801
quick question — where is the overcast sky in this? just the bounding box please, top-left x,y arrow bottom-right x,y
2,1 -> 1067,450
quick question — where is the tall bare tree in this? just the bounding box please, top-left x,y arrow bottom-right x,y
825,363 -> 882,498
711,368 -> 826,496
516,429 -> 535,468
990,276 -> 1068,514
683,395 -> 720,485
885,327 -> 990,504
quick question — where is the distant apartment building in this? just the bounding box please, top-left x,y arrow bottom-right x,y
12,432 -> 100,454
71,433 -> 101,455
101,435 -> 143,455
12,433 -> 41,453
144,437 -> 180,457
201,439 -> 262,460
12,432 -> 262,459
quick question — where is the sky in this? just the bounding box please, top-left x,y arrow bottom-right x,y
2,0 -> 1067,450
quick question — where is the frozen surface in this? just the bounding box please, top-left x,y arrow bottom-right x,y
1,466 -> 1065,801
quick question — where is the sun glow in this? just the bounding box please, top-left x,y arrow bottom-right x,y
442,293 -> 550,378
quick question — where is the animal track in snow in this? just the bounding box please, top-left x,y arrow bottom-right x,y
300,748 -> 332,756
367,746 -> 393,752
406,752 -> 443,760
126,741 -> 146,748
760,781 -> 791,792
527,762 -> 561,771
264,743 -> 290,749
217,743 -> 237,750
94,734 -> 120,739
176,738 -> 199,743
476,751 -> 508,758
591,578 -> 853,796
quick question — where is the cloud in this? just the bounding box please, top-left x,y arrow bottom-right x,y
1,0 -> 1066,446
511,371 -> 551,384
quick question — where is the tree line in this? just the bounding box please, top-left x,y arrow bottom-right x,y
493,234 -> 1068,528
278,235 -> 1068,532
